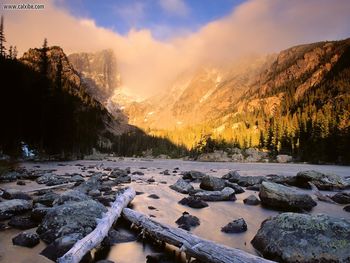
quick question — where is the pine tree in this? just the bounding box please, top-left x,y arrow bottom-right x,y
0,15 -> 6,58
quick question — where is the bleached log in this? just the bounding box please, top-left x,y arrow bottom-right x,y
57,187 -> 136,263
308,182 -> 337,204
122,208 -> 276,263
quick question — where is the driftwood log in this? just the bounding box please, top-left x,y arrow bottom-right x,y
122,208 -> 276,263
57,187 -> 136,263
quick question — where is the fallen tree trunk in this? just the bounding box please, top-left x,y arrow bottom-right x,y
57,187 -> 136,263
122,208 -> 275,263
308,182 -> 337,204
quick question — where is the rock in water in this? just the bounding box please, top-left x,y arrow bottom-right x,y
12,232 -> 40,247
295,170 -> 348,190
0,199 -> 32,220
243,195 -> 260,205
36,199 -> 107,243
181,170 -> 206,182
52,190 -> 91,206
200,175 -> 226,191
102,229 -> 137,245
175,212 -> 200,230
40,234 -> 82,261
2,189 -> 32,200
259,181 -> 317,211
178,196 -> 208,209
191,187 -> 236,201
237,176 -> 265,187
344,205 -> 350,212
169,179 -> 194,194
221,218 -> 247,233
331,192 -> 350,204
8,215 -> 38,229
252,213 -> 350,262
221,170 -> 241,182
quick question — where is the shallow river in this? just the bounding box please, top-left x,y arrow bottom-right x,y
0,158 -> 349,263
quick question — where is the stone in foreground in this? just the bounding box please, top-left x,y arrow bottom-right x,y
36,199 -> 107,243
169,179 -> 194,194
221,218 -> 247,233
259,181 -> 317,211
0,199 -> 32,220
200,175 -> 226,191
252,213 -> 350,262
191,187 -> 236,201
12,232 -> 40,247
295,170 -> 348,190
243,195 -> 260,205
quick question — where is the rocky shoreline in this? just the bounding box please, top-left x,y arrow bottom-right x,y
0,158 -> 350,263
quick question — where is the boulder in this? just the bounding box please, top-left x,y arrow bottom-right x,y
237,176 -> 265,187
221,218 -> 247,233
102,229 -> 137,245
331,192 -> 350,204
40,234 -> 83,261
31,203 -> 51,222
33,192 -> 60,206
36,199 -> 107,243
178,197 -> 208,209
0,199 -> 32,220
224,182 -> 245,194
74,174 -> 102,193
344,205 -> 350,212
259,182 -> 317,211
243,195 -> 260,205
52,190 -> 91,206
276,155 -> 293,163
0,171 -> 21,182
200,175 -> 226,191
252,213 -> 350,262
12,232 -> 40,247
36,173 -> 68,186
2,189 -> 32,200
265,174 -> 297,186
221,170 -> 241,183
169,179 -> 194,194
175,212 -> 200,230
295,170 -> 348,190
191,187 -> 236,201
8,215 -> 37,229
182,170 -> 206,182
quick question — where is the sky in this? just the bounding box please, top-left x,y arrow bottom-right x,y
1,0 -> 350,98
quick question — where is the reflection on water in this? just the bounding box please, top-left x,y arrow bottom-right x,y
0,158 -> 349,263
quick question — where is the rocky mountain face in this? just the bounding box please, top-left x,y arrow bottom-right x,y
124,55 -> 275,130
68,49 -> 120,100
121,38 -> 350,141
68,50 -> 130,131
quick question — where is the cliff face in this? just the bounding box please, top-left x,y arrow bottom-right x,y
68,50 -> 120,100
122,38 -> 350,133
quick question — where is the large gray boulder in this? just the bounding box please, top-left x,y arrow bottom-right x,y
36,199 -> 107,243
252,213 -> 350,262
191,187 -> 236,201
52,190 -> 91,206
200,175 -> 226,191
259,181 -> 317,211
295,170 -> 349,190
169,179 -> 194,194
0,199 -> 32,220
182,170 -> 206,182
237,176 -> 265,187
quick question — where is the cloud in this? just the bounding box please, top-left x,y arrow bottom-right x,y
1,0 -> 350,98
112,1 -> 146,27
159,0 -> 189,17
